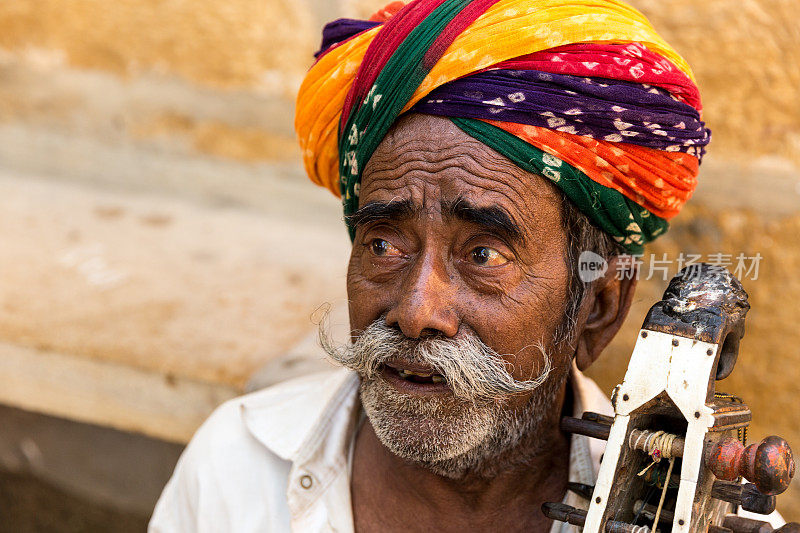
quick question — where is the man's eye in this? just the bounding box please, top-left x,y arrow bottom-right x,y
469,246 -> 509,266
370,238 -> 402,257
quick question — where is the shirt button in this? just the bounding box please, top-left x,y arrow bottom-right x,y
299,474 -> 313,489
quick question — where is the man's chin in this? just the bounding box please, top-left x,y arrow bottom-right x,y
359,376 -> 497,469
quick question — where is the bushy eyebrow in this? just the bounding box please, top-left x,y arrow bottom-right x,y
346,199 -> 417,228
443,197 -> 525,244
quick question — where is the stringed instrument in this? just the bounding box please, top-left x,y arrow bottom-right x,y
545,263 -> 798,532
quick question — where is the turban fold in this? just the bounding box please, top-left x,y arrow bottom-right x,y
295,0 -> 710,254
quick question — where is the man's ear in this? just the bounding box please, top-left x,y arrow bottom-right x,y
574,256 -> 638,371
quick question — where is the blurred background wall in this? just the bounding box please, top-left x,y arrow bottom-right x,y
0,0 -> 798,529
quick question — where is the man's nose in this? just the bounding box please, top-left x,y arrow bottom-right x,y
384,251 -> 459,339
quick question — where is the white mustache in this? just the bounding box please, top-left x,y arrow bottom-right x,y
320,320 -> 552,403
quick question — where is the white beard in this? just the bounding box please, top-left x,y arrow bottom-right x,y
359,362 -> 569,479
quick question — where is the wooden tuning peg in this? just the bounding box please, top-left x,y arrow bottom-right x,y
712,480 -> 776,515
582,411 -> 615,425
566,482 -> 595,500
560,416 -> 611,440
706,436 -> 795,495
723,516 -> 800,533
723,515 -> 773,533
541,502 -> 587,527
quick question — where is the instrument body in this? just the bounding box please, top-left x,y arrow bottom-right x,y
586,329 -> 745,532
546,265 -> 796,533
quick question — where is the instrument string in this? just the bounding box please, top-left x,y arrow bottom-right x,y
632,430 -> 678,476
633,485 -> 658,525
652,457 -> 675,531
631,430 -> 679,532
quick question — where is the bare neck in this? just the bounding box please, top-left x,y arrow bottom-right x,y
351,383 -> 572,532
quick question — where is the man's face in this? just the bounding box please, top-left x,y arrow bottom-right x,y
343,114 -> 575,476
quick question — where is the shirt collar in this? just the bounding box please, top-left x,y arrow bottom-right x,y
240,368 -> 359,461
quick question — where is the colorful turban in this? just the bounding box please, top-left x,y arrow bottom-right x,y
295,0 -> 710,254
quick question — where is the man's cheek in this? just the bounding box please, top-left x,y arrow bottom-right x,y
346,271 -> 392,330
513,278 -> 569,330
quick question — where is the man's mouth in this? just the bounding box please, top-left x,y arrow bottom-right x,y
380,361 -> 449,392
395,368 -> 445,383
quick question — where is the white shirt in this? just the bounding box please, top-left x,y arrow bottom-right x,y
149,365 -> 783,532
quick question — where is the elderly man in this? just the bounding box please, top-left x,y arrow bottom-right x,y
150,0 -> 712,531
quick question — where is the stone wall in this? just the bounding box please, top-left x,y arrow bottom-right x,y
0,0 -> 798,522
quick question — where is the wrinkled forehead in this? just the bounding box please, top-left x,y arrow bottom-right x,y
359,114 -> 564,231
